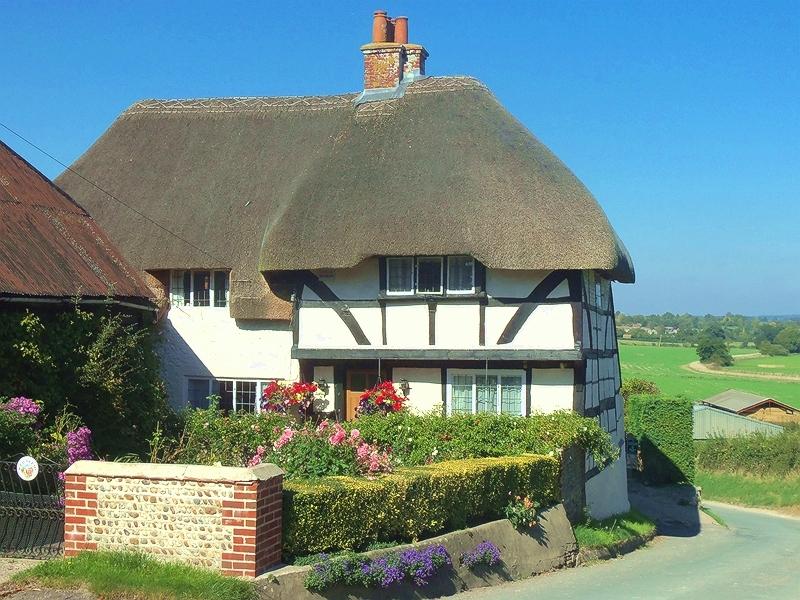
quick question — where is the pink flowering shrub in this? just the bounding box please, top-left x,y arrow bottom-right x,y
2,396 -> 42,418
247,420 -> 393,480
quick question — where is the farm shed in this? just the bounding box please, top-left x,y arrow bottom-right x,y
693,404 -> 783,440
701,389 -> 799,425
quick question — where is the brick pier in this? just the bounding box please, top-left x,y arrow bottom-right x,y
63,461 -> 284,577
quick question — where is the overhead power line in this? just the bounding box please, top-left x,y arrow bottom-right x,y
0,120 -> 224,266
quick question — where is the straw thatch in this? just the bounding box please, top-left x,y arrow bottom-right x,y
56,76 -> 633,321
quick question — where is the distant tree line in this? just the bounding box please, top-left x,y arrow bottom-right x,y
616,312 -> 800,358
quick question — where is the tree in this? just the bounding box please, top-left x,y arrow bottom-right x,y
696,326 -> 733,366
774,326 -> 800,354
621,378 -> 661,401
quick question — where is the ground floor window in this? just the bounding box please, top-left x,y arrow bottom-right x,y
186,377 -> 272,412
445,369 -> 526,416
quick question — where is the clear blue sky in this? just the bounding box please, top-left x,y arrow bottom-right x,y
3,1 -> 798,316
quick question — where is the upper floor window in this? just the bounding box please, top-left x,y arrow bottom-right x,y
385,256 -> 476,296
170,269 -> 229,308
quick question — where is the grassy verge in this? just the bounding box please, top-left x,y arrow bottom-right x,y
697,470 -> 800,509
11,551 -> 257,600
573,510 -> 656,550
699,505 -> 728,528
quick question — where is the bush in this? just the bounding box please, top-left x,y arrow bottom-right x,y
626,395 -> 695,483
759,342 -> 789,356
346,411 -> 616,468
0,307 -> 169,457
696,428 -> 800,477
173,402 -> 290,466
620,378 -> 660,401
0,409 -> 37,459
282,455 -> 559,557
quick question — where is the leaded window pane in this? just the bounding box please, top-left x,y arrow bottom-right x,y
451,375 -> 473,414
193,271 -> 210,306
214,271 -> 228,307
447,256 -> 474,292
417,257 -> 442,293
236,380 -> 257,413
500,376 -> 523,415
170,271 -> 187,306
476,375 -> 498,413
387,257 -> 413,293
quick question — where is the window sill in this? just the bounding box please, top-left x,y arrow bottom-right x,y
378,291 -> 486,302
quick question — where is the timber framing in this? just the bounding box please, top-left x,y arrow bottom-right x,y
292,348 -> 583,361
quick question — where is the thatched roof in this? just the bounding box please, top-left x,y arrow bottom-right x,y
56,76 -> 633,321
0,139 -> 152,304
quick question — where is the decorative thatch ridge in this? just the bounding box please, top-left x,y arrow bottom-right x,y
56,76 -> 633,321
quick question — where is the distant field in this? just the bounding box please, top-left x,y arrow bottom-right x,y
729,354 -> 800,377
618,343 -> 800,408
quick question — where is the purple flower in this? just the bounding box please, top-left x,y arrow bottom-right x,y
460,540 -> 501,569
66,426 -> 93,464
2,396 -> 41,417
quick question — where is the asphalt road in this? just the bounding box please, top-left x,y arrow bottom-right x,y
457,503 -> 800,600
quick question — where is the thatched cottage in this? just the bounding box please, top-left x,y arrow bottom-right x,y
57,11 -> 634,517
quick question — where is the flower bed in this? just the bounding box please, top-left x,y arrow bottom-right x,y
282,455 -> 559,557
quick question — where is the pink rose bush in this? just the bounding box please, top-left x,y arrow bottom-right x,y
247,419 -> 393,480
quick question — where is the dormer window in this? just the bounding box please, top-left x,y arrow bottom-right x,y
170,269 -> 229,308
384,256 -> 477,296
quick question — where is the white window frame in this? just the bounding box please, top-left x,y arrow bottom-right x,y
416,256 -> 444,295
185,377 -> 272,412
170,270 -> 230,308
446,256 -> 475,295
386,257 -> 415,296
445,369 -> 527,416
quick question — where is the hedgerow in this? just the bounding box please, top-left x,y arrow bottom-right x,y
282,455 -> 559,557
696,427 -> 800,477
626,395 -> 695,483
346,411 -> 616,467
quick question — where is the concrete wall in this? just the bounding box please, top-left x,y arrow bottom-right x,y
64,461 -> 284,578
160,306 -> 297,408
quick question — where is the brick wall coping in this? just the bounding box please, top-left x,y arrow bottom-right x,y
65,460 -> 283,483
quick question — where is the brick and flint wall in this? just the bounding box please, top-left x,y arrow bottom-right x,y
64,461 -> 284,577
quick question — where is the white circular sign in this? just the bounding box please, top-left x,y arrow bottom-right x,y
16,455 -> 39,482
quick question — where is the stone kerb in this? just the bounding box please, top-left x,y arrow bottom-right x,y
63,460 -> 284,578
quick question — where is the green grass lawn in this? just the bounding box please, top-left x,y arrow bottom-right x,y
728,353 -> 800,377
573,510 -> 656,550
697,470 -> 800,509
618,343 -> 800,408
11,551 -> 257,600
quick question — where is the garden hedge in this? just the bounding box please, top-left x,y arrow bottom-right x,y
282,455 -> 559,557
626,395 -> 695,484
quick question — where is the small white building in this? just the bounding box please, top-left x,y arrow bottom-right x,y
57,11 -> 635,518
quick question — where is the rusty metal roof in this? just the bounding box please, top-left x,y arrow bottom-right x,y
0,140 -> 152,302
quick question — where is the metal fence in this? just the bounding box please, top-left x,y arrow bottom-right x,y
0,459 -> 64,557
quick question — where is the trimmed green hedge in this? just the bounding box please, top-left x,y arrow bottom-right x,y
696,428 -> 800,477
282,455 -> 559,557
626,395 -> 695,484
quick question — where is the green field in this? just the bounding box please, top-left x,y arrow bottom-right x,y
728,354 -> 800,377
618,343 -> 800,408
697,471 -> 800,509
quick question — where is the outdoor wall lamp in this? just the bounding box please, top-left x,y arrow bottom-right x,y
399,378 -> 411,396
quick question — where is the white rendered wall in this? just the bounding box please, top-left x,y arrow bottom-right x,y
484,304 -> 575,349
435,304 -> 480,347
160,307 -> 297,408
312,366 -> 336,412
314,258 -> 380,300
530,368 -> 574,413
385,304 -> 429,347
392,367 -> 443,415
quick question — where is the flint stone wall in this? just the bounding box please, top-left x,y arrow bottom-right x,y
63,461 -> 283,578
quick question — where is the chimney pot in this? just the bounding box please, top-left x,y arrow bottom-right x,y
393,17 -> 408,44
372,10 -> 390,43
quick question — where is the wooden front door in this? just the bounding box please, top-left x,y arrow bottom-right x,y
346,370 -> 378,421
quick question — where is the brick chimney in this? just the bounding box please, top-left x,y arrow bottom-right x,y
360,10 -> 428,91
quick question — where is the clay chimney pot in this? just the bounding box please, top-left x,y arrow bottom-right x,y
394,17 -> 408,44
372,10 -> 389,43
